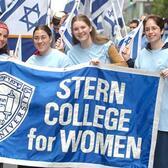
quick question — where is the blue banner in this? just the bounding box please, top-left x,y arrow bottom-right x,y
8,37 -> 35,61
0,60 -> 163,168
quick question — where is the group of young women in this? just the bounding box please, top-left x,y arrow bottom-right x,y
27,14 -> 127,68
0,13 -> 168,168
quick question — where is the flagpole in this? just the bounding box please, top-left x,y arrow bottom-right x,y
111,1 -> 122,39
116,0 -> 127,36
14,34 -> 22,61
47,0 -> 51,27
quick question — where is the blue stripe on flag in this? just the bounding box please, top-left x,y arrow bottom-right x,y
80,0 -> 86,5
63,29 -> 73,48
0,0 -> 6,13
64,0 -> 76,13
132,32 -> 138,59
92,16 -> 103,30
0,0 -> 25,20
104,15 -> 116,36
91,0 -> 109,14
38,13 -> 47,25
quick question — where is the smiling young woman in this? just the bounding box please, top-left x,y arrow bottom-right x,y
66,14 -> 127,67
134,15 -> 168,168
26,25 -> 71,68
0,21 -> 9,59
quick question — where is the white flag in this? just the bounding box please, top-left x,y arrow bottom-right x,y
0,0 -> 49,35
119,20 -> 144,59
60,0 -> 79,49
14,34 -> 22,61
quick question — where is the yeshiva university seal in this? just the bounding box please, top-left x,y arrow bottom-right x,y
0,72 -> 34,142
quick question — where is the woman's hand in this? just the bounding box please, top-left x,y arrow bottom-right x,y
160,68 -> 168,78
55,37 -> 64,51
8,55 -> 18,60
121,45 -> 131,61
90,58 -> 100,65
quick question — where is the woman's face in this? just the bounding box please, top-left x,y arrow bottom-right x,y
0,28 -> 8,49
144,18 -> 163,44
33,29 -> 52,55
72,20 -> 92,43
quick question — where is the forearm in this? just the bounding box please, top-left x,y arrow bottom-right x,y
108,45 -> 128,67
112,61 -> 128,67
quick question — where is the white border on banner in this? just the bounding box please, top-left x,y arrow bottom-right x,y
0,59 -> 160,77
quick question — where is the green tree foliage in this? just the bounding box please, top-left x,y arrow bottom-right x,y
152,0 -> 168,18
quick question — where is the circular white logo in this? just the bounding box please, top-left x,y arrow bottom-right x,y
0,72 -> 34,142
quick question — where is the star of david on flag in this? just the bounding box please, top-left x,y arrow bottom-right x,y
0,0 -> 49,35
19,4 -> 40,31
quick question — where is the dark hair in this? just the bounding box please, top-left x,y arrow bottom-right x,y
33,25 -> 52,38
0,44 -> 9,55
164,18 -> 168,24
52,11 -> 67,26
71,14 -> 109,45
129,19 -> 139,26
52,17 -> 60,26
143,15 -> 165,31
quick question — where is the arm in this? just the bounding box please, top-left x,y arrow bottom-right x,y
108,45 -> 128,67
161,68 -> 168,78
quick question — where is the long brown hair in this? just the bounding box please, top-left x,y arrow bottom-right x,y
71,14 -> 109,45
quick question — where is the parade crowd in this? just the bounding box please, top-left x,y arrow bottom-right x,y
0,7 -> 168,168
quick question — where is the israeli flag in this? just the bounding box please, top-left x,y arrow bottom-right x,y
86,13 -> 103,35
82,0 -> 111,34
60,0 -> 79,49
91,0 -> 111,20
102,7 -> 117,39
88,0 -> 126,39
64,0 -> 75,13
0,0 -> 49,35
78,0 -> 91,17
119,20 -> 144,59
111,0 -> 127,37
